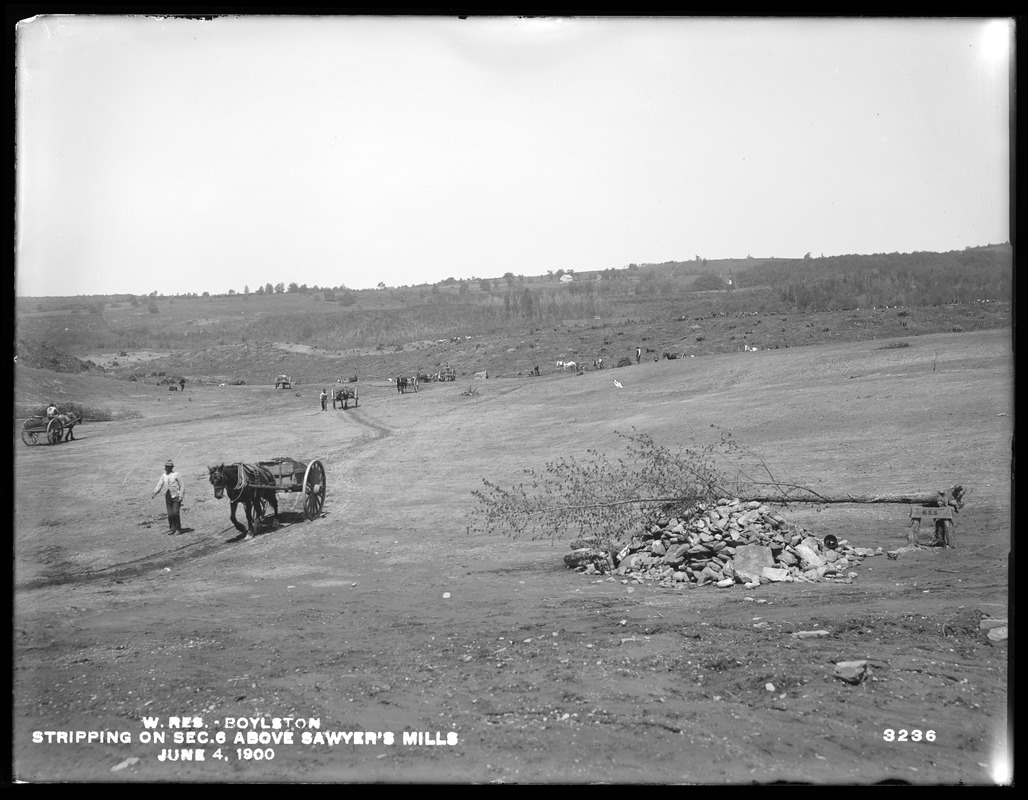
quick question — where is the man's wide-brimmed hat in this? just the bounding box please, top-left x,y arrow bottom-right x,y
165,460 -> 175,468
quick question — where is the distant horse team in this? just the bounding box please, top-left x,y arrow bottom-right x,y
396,375 -> 419,394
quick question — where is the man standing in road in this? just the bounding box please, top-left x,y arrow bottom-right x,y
152,459 -> 185,535
320,388 -> 329,411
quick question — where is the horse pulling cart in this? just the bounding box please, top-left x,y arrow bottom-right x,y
208,456 -> 326,537
21,412 -> 81,446
332,386 -> 358,409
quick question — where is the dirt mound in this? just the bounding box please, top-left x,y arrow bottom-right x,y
15,338 -> 106,375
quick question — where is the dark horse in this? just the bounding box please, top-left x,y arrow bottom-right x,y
333,387 -> 358,409
208,463 -> 279,538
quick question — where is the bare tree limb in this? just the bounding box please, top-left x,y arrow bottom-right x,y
737,484 -> 965,508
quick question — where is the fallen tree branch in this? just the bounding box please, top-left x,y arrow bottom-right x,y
516,485 -> 965,515
737,484 -> 965,509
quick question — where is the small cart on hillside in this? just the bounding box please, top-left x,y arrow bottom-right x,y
332,386 -> 358,409
259,456 -> 327,520
20,412 -> 81,446
275,375 -> 293,389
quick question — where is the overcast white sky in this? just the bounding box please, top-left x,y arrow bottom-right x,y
15,15 -> 1013,297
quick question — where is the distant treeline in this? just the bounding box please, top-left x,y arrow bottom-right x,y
734,247 -> 1011,310
16,246 -> 1012,352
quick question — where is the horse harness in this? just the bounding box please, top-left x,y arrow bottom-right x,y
216,463 -> 276,503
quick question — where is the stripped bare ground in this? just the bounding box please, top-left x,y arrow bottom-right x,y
13,329 -> 1011,783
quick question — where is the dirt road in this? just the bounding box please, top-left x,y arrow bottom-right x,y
13,329 -> 1012,783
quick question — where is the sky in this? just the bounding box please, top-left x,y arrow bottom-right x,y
14,15 -> 1014,297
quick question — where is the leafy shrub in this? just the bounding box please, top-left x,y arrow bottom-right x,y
469,431 -> 737,543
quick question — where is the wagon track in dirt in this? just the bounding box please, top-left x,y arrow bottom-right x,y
16,405 -> 400,591
20,536 -> 224,590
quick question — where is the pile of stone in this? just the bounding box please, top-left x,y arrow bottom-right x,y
564,498 -> 883,587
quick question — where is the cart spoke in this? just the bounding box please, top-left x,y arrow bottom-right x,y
302,459 -> 326,520
47,419 -> 64,445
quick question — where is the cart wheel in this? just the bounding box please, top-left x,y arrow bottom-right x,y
47,418 -> 64,445
302,459 -> 326,520
21,428 -> 38,446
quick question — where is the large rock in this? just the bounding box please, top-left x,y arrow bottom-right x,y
761,567 -> 791,582
794,544 -> 824,570
698,565 -> 722,584
616,552 -> 650,573
777,549 -> 799,567
733,544 -> 775,583
661,543 -> 691,566
564,549 -> 609,569
834,660 -> 868,684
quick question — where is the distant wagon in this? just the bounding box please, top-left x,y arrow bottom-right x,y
21,411 -> 82,446
332,386 -> 359,409
396,375 -> 419,394
275,375 -> 293,389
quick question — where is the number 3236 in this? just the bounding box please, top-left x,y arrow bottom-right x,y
884,729 -> 936,742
